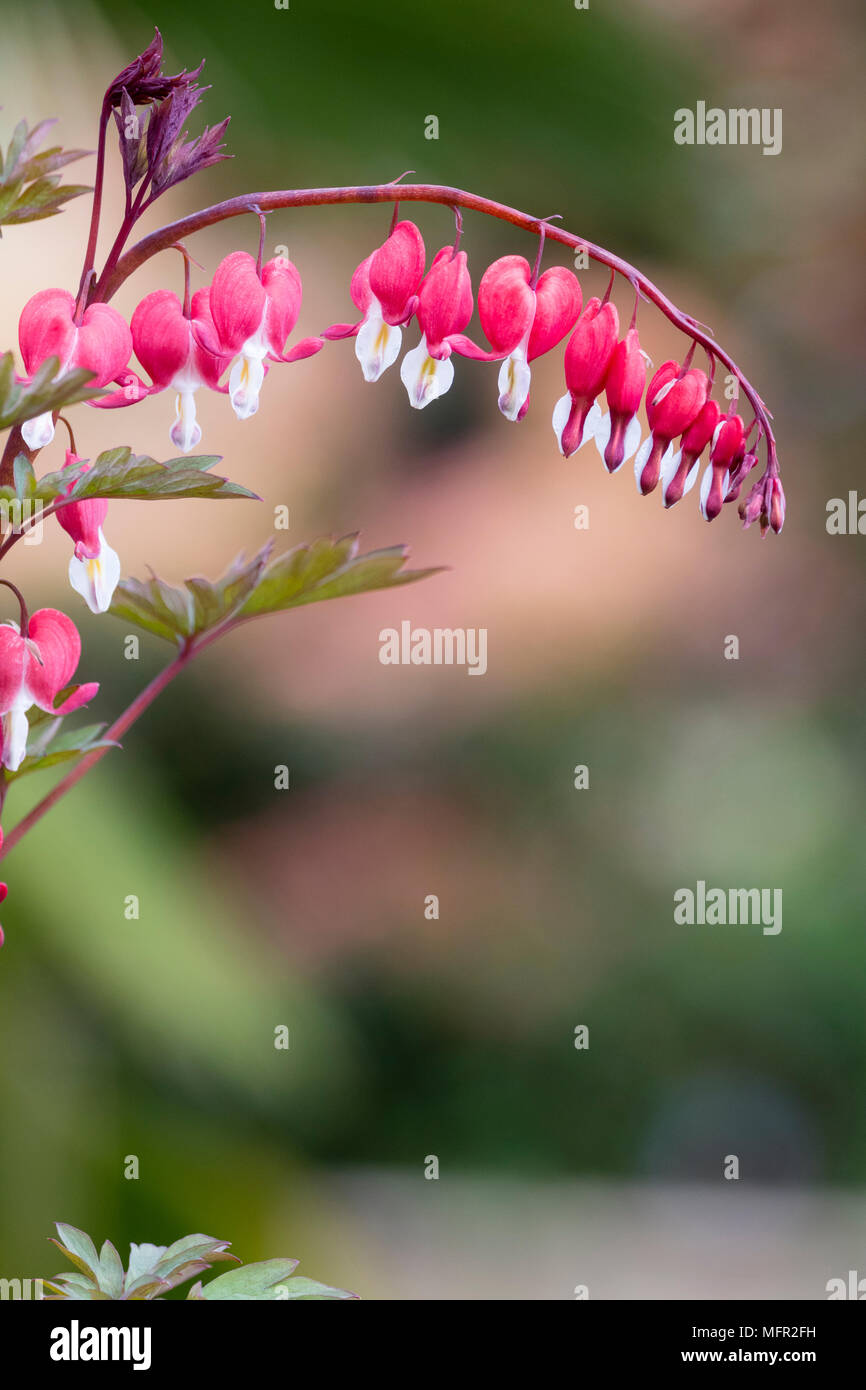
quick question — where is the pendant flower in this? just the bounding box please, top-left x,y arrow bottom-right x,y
55,451 -> 121,614
210,251 -> 323,419
323,219 -> 426,382
552,298 -> 619,457
453,255 -> 581,421
400,246 -> 473,409
0,608 -> 98,773
700,411 -> 745,521
131,287 -> 228,452
633,358 -> 709,496
660,398 -> 720,509
18,290 -> 132,450
593,326 -> 646,472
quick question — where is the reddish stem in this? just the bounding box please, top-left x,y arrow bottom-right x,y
90,181 -> 778,473
0,645 -> 192,862
76,99 -> 112,311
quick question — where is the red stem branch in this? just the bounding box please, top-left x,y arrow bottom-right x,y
0,645 -> 192,861
93,181 -> 777,471
76,99 -> 112,311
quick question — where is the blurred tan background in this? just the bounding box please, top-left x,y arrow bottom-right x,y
0,0 -> 864,1298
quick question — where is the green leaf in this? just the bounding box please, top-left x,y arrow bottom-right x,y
0,116 -> 90,229
0,443 -> 255,527
238,535 -> 443,619
96,1241 -> 125,1300
123,1234 -> 237,1299
3,723 -> 116,784
0,353 -> 102,431
198,1262 -> 357,1300
44,1278 -> 110,1301
40,446 -> 257,505
13,453 -> 36,500
110,535 -> 442,648
50,1223 -> 100,1281
198,1259 -> 300,1300
276,1276 -> 359,1300
44,1272 -> 97,1295
108,578 -> 196,645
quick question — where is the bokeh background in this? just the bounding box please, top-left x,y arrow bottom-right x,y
1,0 -> 864,1298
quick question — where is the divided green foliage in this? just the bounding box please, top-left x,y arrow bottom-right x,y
44,1224 -> 357,1301
0,353 -> 101,431
0,118 -> 91,231
111,534 -> 443,646
0,445 -> 256,510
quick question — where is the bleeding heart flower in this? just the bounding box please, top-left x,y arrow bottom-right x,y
400,247 -> 473,409
210,252 -> 323,419
0,608 -> 98,773
633,358 -> 708,495
593,326 -> 646,473
54,451 -> 121,614
660,398 -> 721,509
552,298 -> 619,457
131,287 -> 228,451
453,256 -> 581,421
700,411 -> 746,521
323,220 -> 426,383
18,290 -> 132,450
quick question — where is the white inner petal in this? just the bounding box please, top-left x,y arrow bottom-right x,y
21,410 -> 56,451
400,336 -> 454,410
356,301 -> 402,383
497,350 -> 531,422
229,356 -> 265,421
68,529 -> 121,615
170,391 -> 203,451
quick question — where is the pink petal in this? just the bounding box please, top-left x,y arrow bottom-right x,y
563,299 -> 619,399
603,327 -> 646,416
0,627 -> 26,711
276,335 -> 325,364
369,220 -> 426,325
131,291 -> 196,387
18,288 -> 77,374
528,266 -> 582,360
417,248 -> 473,353
25,608 -> 83,711
262,257 -> 303,355
73,303 -> 132,386
210,251 -> 267,353
477,255 -> 535,356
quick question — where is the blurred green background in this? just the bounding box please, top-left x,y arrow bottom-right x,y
1,0 -> 864,1297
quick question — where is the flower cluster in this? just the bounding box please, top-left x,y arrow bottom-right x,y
15,219 -> 784,629
324,218 -> 784,537
0,26 -> 786,949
